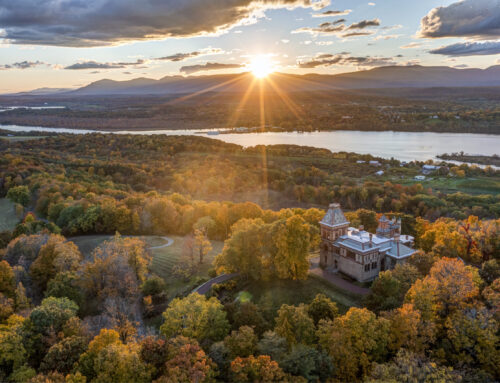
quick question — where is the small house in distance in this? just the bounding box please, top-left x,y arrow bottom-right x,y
319,203 -> 415,282
422,164 -> 441,175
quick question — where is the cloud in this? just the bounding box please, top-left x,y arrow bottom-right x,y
64,59 -> 146,70
293,18 -> 380,37
158,48 -> 223,62
429,41 -> 500,56
0,0 -> 331,47
297,52 -> 397,68
0,60 -> 44,70
342,31 -> 374,38
401,42 -> 422,49
293,23 -> 345,35
374,34 -> 401,41
420,0 -> 500,39
312,9 -> 351,17
347,19 -> 380,30
180,62 -> 244,75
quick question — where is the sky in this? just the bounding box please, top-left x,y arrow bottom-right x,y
0,0 -> 499,93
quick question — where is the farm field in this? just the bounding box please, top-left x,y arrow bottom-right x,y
400,176 -> 500,195
0,198 -> 20,231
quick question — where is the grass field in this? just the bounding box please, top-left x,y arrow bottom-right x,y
0,198 -> 20,231
70,234 -> 224,302
70,234 -> 223,279
1,136 -> 47,142
400,176 -> 500,195
232,274 -> 363,315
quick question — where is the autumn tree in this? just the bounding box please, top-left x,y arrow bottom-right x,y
29,235 -> 81,292
307,293 -> 338,326
317,307 -> 390,382
365,263 -> 421,313
156,336 -> 217,383
367,349 -> 459,383
405,257 -> 479,323
160,293 -> 229,344
194,229 -> 212,264
0,261 -> 16,298
274,304 -> 316,346
0,315 -> 28,380
280,344 -> 333,382
7,185 -> 30,206
215,219 -> 269,280
224,326 -> 258,359
256,331 -> 288,363
230,355 -> 289,383
272,215 -> 310,280
40,336 -> 88,374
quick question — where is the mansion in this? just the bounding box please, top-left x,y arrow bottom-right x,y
319,203 -> 415,282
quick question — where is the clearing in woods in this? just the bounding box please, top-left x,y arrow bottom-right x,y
70,234 -> 223,280
0,198 -> 20,231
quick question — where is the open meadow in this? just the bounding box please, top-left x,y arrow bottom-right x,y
0,198 -> 19,231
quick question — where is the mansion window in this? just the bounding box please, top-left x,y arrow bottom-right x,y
371,262 -> 377,270
364,264 -> 370,272
346,250 -> 356,260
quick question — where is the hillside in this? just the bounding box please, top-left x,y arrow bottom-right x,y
17,65 -> 496,97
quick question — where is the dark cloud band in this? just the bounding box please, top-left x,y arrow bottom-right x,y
430,41 -> 500,57
180,62 -> 244,75
0,0 -> 330,47
297,52 -> 396,68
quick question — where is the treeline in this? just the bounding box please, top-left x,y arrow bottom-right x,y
1,89 -> 499,134
1,135 -> 499,228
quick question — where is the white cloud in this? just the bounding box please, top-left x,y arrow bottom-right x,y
420,0 -> 500,39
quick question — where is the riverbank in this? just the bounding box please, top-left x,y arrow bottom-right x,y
2,124 -> 500,164
438,153 -> 500,167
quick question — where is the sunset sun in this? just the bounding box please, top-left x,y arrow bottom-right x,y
248,55 -> 275,78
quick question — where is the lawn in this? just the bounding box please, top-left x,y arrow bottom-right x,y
0,198 -> 20,231
399,176 -> 500,195
150,236 -> 223,279
70,234 -> 224,297
1,136 -> 47,142
231,274 -> 363,316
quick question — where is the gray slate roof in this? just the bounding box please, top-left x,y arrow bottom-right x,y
320,203 -> 349,227
386,241 -> 415,259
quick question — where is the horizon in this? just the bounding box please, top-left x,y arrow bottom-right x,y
1,0 -> 499,93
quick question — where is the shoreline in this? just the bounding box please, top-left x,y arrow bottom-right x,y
1,123 -> 500,136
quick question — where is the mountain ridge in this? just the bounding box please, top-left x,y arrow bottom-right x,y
8,65 -> 500,97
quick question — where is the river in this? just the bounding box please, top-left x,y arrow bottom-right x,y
2,124 -> 499,163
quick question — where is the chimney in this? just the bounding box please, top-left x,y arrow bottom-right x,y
394,233 -> 400,257
359,225 -> 364,231
369,233 -> 373,247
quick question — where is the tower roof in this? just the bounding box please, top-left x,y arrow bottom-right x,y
320,203 -> 349,227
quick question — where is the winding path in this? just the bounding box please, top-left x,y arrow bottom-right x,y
193,273 -> 239,295
148,236 -> 174,249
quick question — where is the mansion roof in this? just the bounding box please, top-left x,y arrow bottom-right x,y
320,203 -> 349,228
335,227 -> 415,259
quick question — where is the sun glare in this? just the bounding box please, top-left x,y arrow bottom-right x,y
248,55 -> 275,78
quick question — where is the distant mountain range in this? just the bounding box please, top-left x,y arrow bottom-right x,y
10,65 -> 500,97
